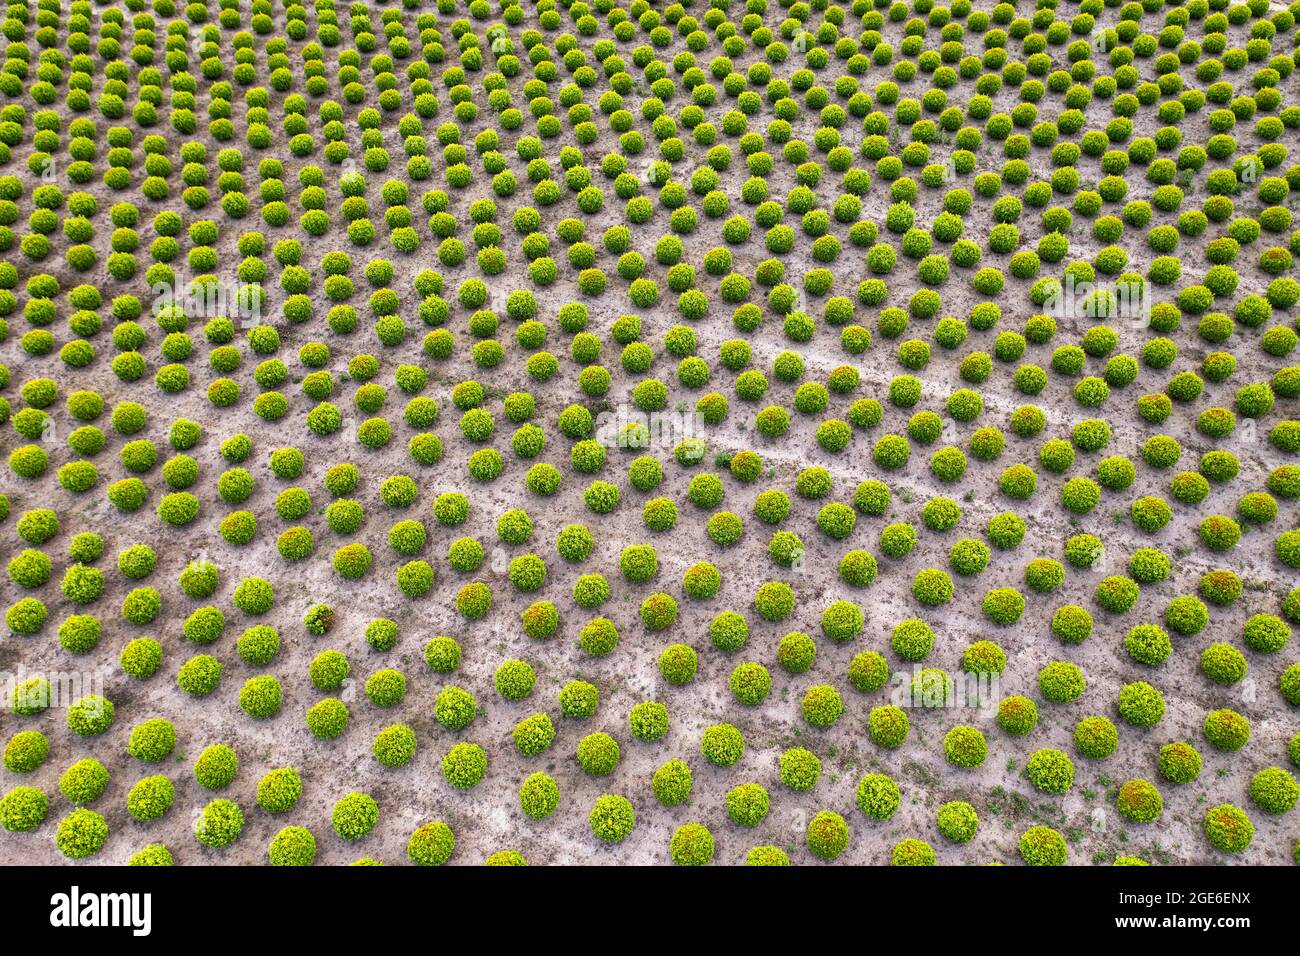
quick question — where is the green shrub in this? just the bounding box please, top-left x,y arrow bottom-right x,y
442,743 -> 488,790
1019,825 -> 1068,866
1125,624 -> 1172,666
520,773 -> 560,820
1201,643 -> 1248,685
1204,708 -> 1251,751
589,794 -> 635,844
982,587 -> 1026,624
268,826 -> 317,866
1244,613 -> 1291,653
494,660 -> 536,700
1118,681 -> 1166,727
822,600 -> 865,640
1075,716 -> 1119,760
1158,742 -> 1203,785
669,823 -> 715,866
414,636 -> 460,676
912,568 -> 955,607
1196,567 -> 1237,606
125,774 -> 174,823
67,695 -> 114,737
1203,804 -> 1254,853
997,696 -> 1039,736
327,790 -> 379,842
372,723 -> 418,768
1247,766 -> 1299,815
1095,576 -> 1140,614
802,685 -> 844,727
194,799 -> 244,849
724,783 -> 769,828
0,783 -> 47,834
773,630 -> 815,673
807,811 -> 850,861
1025,558 -> 1066,593
701,723 -> 745,766
1026,749 -> 1074,793
407,821 -> 455,866
936,801 -> 979,843
128,718 -> 176,763
512,713 -> 556,757
239,676 -> 282,719
943,725 -> 987,768
577,733 -> 621,777
56,808 -> 110,859
59,758 -> 110,805
653,759 -> 694,807
257,768 -> 303,814
1039,661 -> 1086,703
3,729 -> 49,774
856,773 -> 901,821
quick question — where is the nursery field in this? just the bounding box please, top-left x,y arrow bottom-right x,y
0,0 -> 1299,869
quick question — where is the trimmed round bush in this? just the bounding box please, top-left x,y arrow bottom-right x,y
936,801 -> 979,844
1075,716 -> 1119,760
700,723 -> 745,767
1027,749 -> 1074,794
1019,826 -> 1068,866
589,794 -> 635,844
1203,804 -> 1254,853
997,696 -> 1039,736
891,838 -> 937,867
943,725 -> 987,768
373,723 -> 418,768
257,768 -> 303,814
332,793 -> 380,841
56,809 -> 109,859
520,773 -> 561,820
1118,681 -> 1166,727
1248,767 -> 1300,815
669,822 -> 715,866
407,821 -> 455,866
442,743 -> 488,790
194,799 -> 244,849
1158,742 -> 1203,785
806,811 -> 850,861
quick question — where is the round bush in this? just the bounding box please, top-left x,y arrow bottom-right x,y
1204,708 -> 1251,752
1019,826 -> 1068,866
943,725 -> 988,768
1248,767 -> 1300,815
700,723 -> 745,766
1203,804 -> 1254,853
1158,742 -> 1203,785
407,821 -> 455,866
56,808 -> 109,859
373,723 -> 417,768
194,799 -> 244,849
589,794 -> 635,844
329,792 -> 380,841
